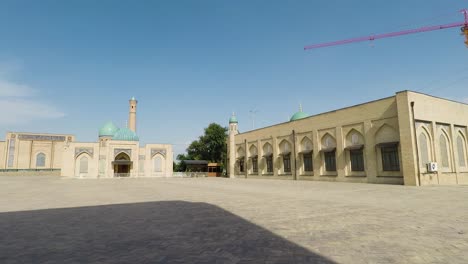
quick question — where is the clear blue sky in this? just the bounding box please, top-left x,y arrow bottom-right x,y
0,0 -> 467,158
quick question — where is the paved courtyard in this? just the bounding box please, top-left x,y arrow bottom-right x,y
0,176 -> 467,264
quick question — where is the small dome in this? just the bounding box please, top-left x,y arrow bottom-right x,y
229,112 -> 238,124
290,104 -> 308,121
290,112 -> 308,121
130,96 -> 136,101
112,128 -> 139,141
99,121 -> 119,137
229,116 -> 238,124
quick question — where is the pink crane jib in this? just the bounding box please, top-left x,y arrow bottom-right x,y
304,9 -> 468,50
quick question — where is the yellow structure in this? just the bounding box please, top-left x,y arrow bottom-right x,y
0,97 -> 173,178
228,91 -> 468,186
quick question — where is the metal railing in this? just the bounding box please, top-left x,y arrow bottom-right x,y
172,172 -> 207,178
114,173 -> 131,177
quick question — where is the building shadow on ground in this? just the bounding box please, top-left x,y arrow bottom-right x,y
0,201 -> 335,264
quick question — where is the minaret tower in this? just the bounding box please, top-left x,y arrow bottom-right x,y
128,96 -> 137,132
228,112 -> 239,178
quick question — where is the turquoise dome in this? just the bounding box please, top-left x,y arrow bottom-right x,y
290,105 -> 308,121
112,128 -> 139,141
290,112 -> 308,121
229,115 -> 238,124
99,121 -> 119,137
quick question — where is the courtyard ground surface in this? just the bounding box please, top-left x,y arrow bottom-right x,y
0,176 -> 467,264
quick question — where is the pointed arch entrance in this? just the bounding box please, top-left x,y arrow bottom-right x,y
113,152 -> 132,177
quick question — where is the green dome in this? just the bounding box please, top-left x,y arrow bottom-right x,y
290,104 -> 308,121
290,112 -> 308,121
112,128 -> 139,141
229,115 -> 238,124
99,121 -> 119,137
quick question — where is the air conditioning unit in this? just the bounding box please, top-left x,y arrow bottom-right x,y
427,162 -> 438,172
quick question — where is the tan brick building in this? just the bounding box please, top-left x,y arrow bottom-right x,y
0,97 -> 173,178
228,91 -> 468,186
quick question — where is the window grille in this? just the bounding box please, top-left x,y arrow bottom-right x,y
266,156 -> 273,173
252,157 -> 258,173
350,149 -> 364,171
303,153 -> 313,172
324,150 -> 336,171
239,158 -> 245,172
381,146 -> 400,171
283,154 -> 291,173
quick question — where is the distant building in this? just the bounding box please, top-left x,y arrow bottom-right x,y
0,97 -> 173,178
228,91 -> 468,186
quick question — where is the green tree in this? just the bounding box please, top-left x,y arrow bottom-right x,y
175,153 -> 191,172
176,123 -> 228,171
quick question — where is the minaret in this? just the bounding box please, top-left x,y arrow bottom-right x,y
228,112 -> 239,178
128,96 -> 137,132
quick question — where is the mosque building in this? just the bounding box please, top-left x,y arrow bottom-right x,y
228,90 -> 468,186
0,97 -> 173,178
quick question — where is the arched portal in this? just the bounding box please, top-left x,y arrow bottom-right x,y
113,152 -> 132,177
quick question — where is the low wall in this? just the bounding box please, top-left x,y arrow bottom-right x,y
0,169 -> 61,177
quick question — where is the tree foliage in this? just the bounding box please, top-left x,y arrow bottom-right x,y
175,123 -> 228,171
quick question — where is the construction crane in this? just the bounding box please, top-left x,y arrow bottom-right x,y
304,9 -> 468,50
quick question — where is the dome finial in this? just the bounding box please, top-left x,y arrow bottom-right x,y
299,103 -> 303,112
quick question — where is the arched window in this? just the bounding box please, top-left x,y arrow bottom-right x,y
279,140 -> 291,173
345,130 -> 365,172
36,153 -> 46,167
301,137 -> 313,172
418,132 -> 430,167
457,134 -> 467,167
154,156 -> 162,172
321,134 -> 336,172
439,133 -> 450,168
249,145 -> 258,173
262,143 -> 273,173
80,156 -> 88,173
375,125 -> 400,171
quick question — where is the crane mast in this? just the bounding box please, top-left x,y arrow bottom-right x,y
304,9 -> 468,50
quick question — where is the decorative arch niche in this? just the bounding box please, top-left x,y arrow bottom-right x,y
439,129 -> 452,170
115,152 -> 130,161
279,139 -> 291,154
36,152 -> 46,167
153,154 -> 165,173
345,129 -> 364,147
249,145 -> 258,157
236,147 -> 245,159
417,126 -> 433,168
263,142 -> 273,155
456,132 -> 468,168
74,153 -> 91,177
321,133 -> 336,150
375,124 -> 399,144
300,137 -> 313,152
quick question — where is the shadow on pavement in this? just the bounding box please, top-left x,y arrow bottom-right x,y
0,201 -> 335,263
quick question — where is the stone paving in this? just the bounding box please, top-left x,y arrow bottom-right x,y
0,176 -> 467,263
